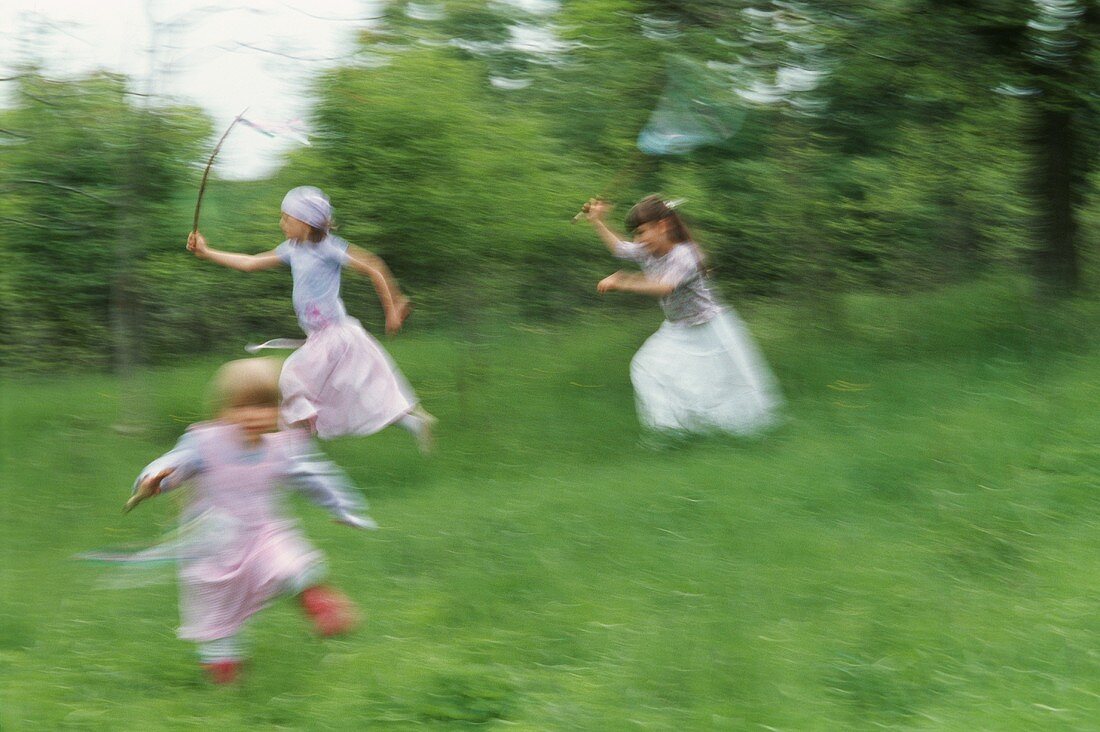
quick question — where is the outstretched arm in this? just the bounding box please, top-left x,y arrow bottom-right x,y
597,271 -> 675,298
125,431 -> 203,513
285,438 -> 377,530
187,231 -> 282,272
345,244 -> 410,335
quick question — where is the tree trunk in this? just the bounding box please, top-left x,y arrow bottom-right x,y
1030,104 -> 1080,293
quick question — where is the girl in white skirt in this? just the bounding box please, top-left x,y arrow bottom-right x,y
583,195 -> 781,438
187,186 -> 434,448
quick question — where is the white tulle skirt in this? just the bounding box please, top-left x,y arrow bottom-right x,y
629,310 -> 782,436
279,318 -> 417,439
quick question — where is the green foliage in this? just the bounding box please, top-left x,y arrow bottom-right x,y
4,0 -> 1100,371
309,47 -> 602,323
0,71 -> 209,370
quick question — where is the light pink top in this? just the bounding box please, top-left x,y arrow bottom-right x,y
133,421 -> 373,641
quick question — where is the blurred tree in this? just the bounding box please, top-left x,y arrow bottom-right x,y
6,0 -> 1100,374
0,70 -> 208,370
974,0 -> 1100,293
309,35 -> 603,325
642,0 -> 1089,295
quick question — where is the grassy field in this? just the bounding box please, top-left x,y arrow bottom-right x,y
4,279 -> 1100,730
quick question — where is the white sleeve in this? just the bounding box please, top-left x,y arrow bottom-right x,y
132,430 -> 203,495
612,240 -> 646,262
284,438 -> 376,529
652,245 -> 699,288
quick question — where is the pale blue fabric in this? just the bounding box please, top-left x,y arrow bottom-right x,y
275,235 -> 351,334
133,430 -> 203,494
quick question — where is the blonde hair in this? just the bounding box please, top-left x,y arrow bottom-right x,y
210,357 -> 282,412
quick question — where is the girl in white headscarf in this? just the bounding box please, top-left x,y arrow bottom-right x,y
187,186 -> 435,450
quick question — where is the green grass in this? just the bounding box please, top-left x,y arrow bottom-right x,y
5,279 -> 1100,729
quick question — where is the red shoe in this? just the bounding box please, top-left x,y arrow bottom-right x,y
202,660 -> 242,685
299,585 -> 359,637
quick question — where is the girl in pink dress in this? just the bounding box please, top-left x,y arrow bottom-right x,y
126,358 -> 375,684
187,186 -> 434,449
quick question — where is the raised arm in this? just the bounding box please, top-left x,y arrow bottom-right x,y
583,199 -> 630,255
187,231 -> 283,273
345,243 -> 410,335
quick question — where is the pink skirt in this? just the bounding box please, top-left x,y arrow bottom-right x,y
178,521 -> 322,642
279,318 -> 417,439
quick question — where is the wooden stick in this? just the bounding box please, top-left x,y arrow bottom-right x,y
192,109 -> 248,233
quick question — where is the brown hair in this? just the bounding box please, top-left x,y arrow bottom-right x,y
625,194 -> 707,273
307,225 -> 327,243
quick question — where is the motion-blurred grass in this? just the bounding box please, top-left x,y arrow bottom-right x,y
4,278 -> 1100,729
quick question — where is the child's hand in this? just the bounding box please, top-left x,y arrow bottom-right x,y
336,513 -> 378,531
585,198 -> 610,222
124,468 -> 173,513
187,231 -> 208,258
597,271 -> 627,294
385,295 -> 411,336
